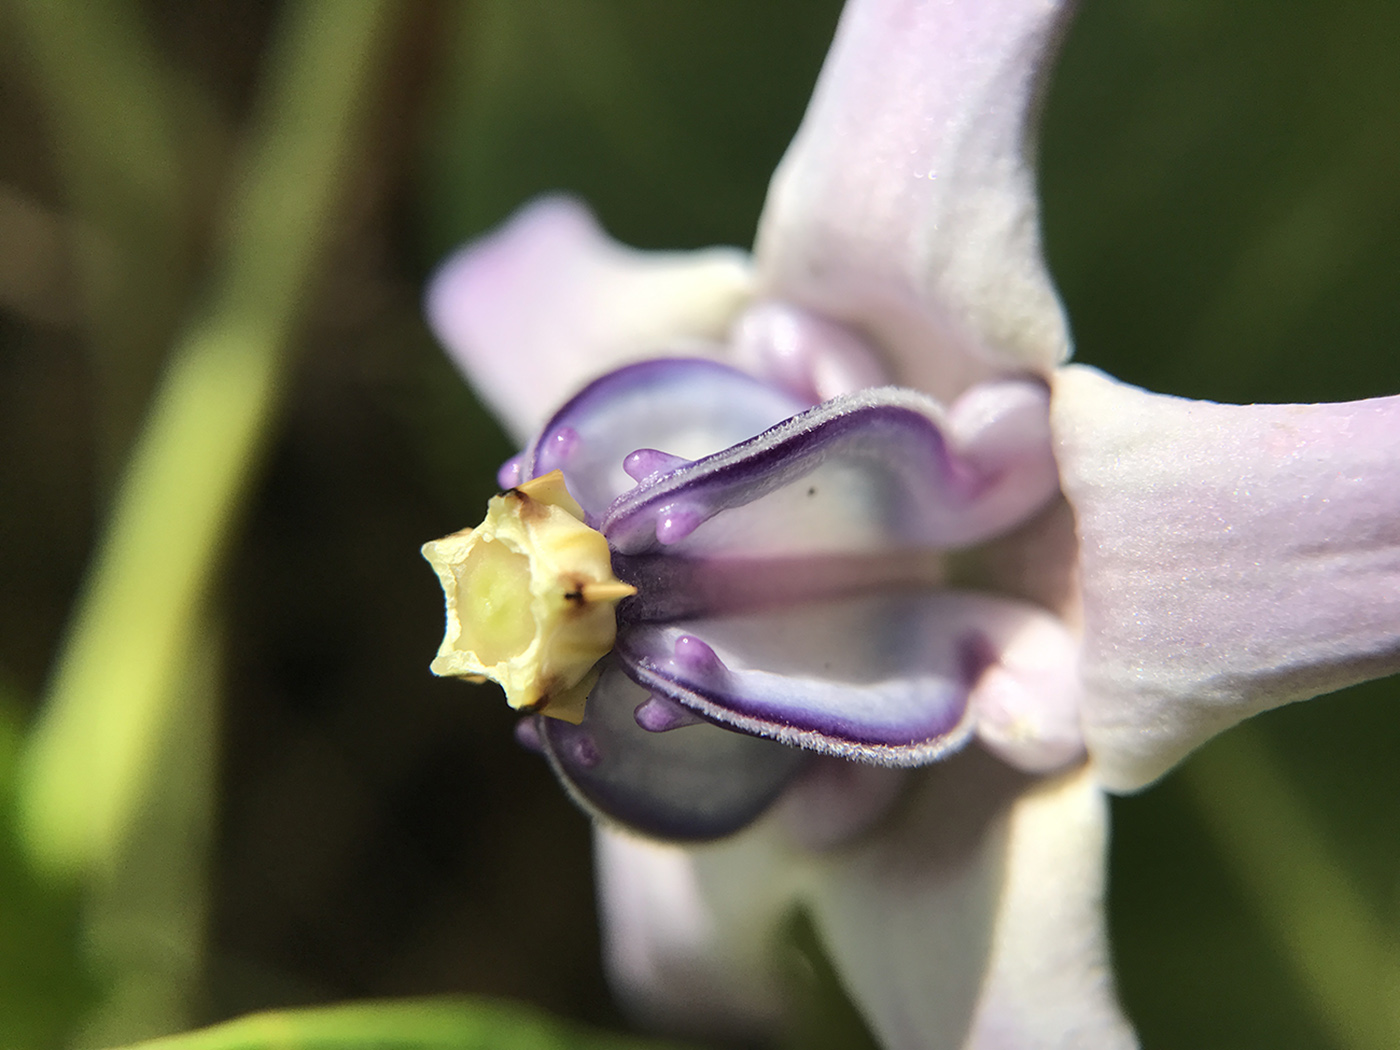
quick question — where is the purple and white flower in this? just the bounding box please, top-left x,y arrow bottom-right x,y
422,1 -> 1400,1047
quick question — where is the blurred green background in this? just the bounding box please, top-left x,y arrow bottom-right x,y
0,1 -> 1397,1048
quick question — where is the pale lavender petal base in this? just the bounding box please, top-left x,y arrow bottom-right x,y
807,756 -> 1136,1050
595,754 -> 1136,1050
959,764 -> 1136,1049
1054,365 -> 1400,791
427,197 -> 753,440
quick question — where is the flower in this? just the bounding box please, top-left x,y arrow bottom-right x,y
421,1 -> 1400,1047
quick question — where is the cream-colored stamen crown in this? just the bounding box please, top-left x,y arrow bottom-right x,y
422,470 -> 635,723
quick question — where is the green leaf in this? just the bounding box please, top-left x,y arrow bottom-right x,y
0,680 -> 100,1050
16,0 -> 400,882
105,997 -> 699,1050
1183,726 -> 1400,1050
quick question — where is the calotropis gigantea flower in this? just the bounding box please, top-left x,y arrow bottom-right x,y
421,1 -> 1400,1048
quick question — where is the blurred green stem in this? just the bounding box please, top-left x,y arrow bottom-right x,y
76,622 -> 220,1046
1184,727 -> 1400,1050
3,0 -> 211,488
17,0 -> 398,878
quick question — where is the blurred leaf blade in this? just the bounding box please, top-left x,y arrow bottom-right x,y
1184,727 -> 1400,1050
75,620 -> 222,1046
0,676 -> 100,1049
2,0 -> 214,481
107,997 -> 698,1050
16,0 -> 400,879
4,0 -> 191,212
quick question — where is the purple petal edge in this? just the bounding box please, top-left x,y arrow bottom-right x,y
602,385 -> 1057,557
522,358 -> 807,520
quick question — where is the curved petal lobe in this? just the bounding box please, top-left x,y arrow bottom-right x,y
539,660 -> 804,842
616,591 -> 1075,768
959,765 -> 1136,1049
427,197 -> 753,440
1054,365 -> 1400,791
731,300 -> 891,402
755,0 -> 1074,400
598,756 -> 1134,1050
603,385 -> 1059,563
808,756 -> 1135,1050
523,358 -> 806,521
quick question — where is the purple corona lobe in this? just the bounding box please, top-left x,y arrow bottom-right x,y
513,716 -> 543,754
571,732 -> 601,770
601,385 -> 1058,563
497,454 -> 524,489
548,426 -> 581,462
623,448 -> 691,483
634,694 -> 706,733
539,662 -> 806,840
670,635 -> 727,679
521,359 -> 807,519
654,504 -> 704,545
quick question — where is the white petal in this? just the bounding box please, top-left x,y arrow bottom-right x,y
960,765 -> 1135,1049
595,824 -> 798,1041
806,755 -> 1134,1050
599,753 -> 1133,1049
1053,365 -> 1400,792
755,0 -> 1074,401
427,197 -> 753,440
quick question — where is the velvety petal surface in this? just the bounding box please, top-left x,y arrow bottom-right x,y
427,197 -> 753,440
1054,365 -> 1400,791
731,301 -> 892,403
522,358 -> 806,521
539,660 -> 805,842
808,754 -> 1135,1050
595,824 -> 800,1041
603,384 -> 1059,564
596,754 -> 1134,1050
754,0 -> 1074,401
615,591 -> 1078,768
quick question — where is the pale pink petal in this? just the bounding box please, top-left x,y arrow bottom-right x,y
969,607 -> 1084,775
427,197 -> 752,440
1053,365 -> 1400,792
599,754 -> 1131,1048
961,764 -> 1136,1049
754,0 -> 1074,402
731,301 -> 891,402
595,824 -> 797,1041
805,754 -> 1133,1050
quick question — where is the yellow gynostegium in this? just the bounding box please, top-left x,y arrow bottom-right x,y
422,470 -> 636,723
